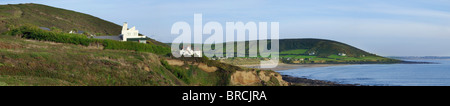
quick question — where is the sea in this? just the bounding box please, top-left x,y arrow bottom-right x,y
278,57 -> 450,86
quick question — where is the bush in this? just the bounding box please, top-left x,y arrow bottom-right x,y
7,25 -> 171,55
160,59 -> 191,84
102,39 -> 170,55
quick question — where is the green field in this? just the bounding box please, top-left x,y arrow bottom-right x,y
221,48 -> 399,65
201,37 -> 401,65
280,49 -> 308,55
279,53 -> 398,64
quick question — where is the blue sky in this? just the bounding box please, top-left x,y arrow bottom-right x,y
2,0 -> 450,56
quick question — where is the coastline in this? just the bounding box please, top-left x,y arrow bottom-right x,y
282,75 -> 357,86
238,63 -> 349,71
238,63 -> 357,86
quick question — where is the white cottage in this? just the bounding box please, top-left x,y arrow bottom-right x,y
121,22 -> 147,43
180,46 -> 202,57
338,53 -> 347,56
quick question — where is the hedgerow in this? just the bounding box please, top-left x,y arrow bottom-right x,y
6,25 -> 170,55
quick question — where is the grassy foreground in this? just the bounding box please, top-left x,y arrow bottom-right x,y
0,34 -> 286,86
0,35 -> 183,85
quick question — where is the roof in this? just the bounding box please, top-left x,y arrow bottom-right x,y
39,27 -> 51,31
126,38 -> 149,41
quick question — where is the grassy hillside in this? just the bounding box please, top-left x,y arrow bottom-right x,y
191,39 -> 400,65
277,39 -> 400,64
0,3 -> 168,47
0,33 -> 286,86
0,35 -> 180,85
278,39 -> 374,57
0,3 -> 120,35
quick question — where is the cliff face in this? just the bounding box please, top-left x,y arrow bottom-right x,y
230,70 -> 288,86
165,59 -> 288,86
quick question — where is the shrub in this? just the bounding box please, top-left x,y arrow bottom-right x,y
160,59 -> 191,84
7,25 -> 171,55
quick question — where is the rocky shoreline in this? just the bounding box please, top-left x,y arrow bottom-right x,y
239,63 -> 347,71
282,75 -> 358,86
240,63 -> 357,86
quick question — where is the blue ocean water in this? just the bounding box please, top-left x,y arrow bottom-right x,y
278,58 -> 450,86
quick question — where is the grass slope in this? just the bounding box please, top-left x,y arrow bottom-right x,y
0,35 -> 284,86
279,39 -> 373,57
0,35 -> 183,86
277,39 -> 400,64
191,39 -> 399,65
0,3 -> 120,35
0,3 -> 168,47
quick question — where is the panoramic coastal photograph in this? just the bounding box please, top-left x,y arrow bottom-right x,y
1,0 -> 450,87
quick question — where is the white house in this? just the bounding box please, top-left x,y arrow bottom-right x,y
69,30 -> 84,34
180,46 -> 202,57
121,22 -> 147,43
308,51 -> 316,55
338,53 -> 347,56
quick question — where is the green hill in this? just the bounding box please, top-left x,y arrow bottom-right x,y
194,39 -> 400,65
279,39 -> 374,57
0,3 -> 167,47
277,39 -> 399,64
0,3 -> 120,35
